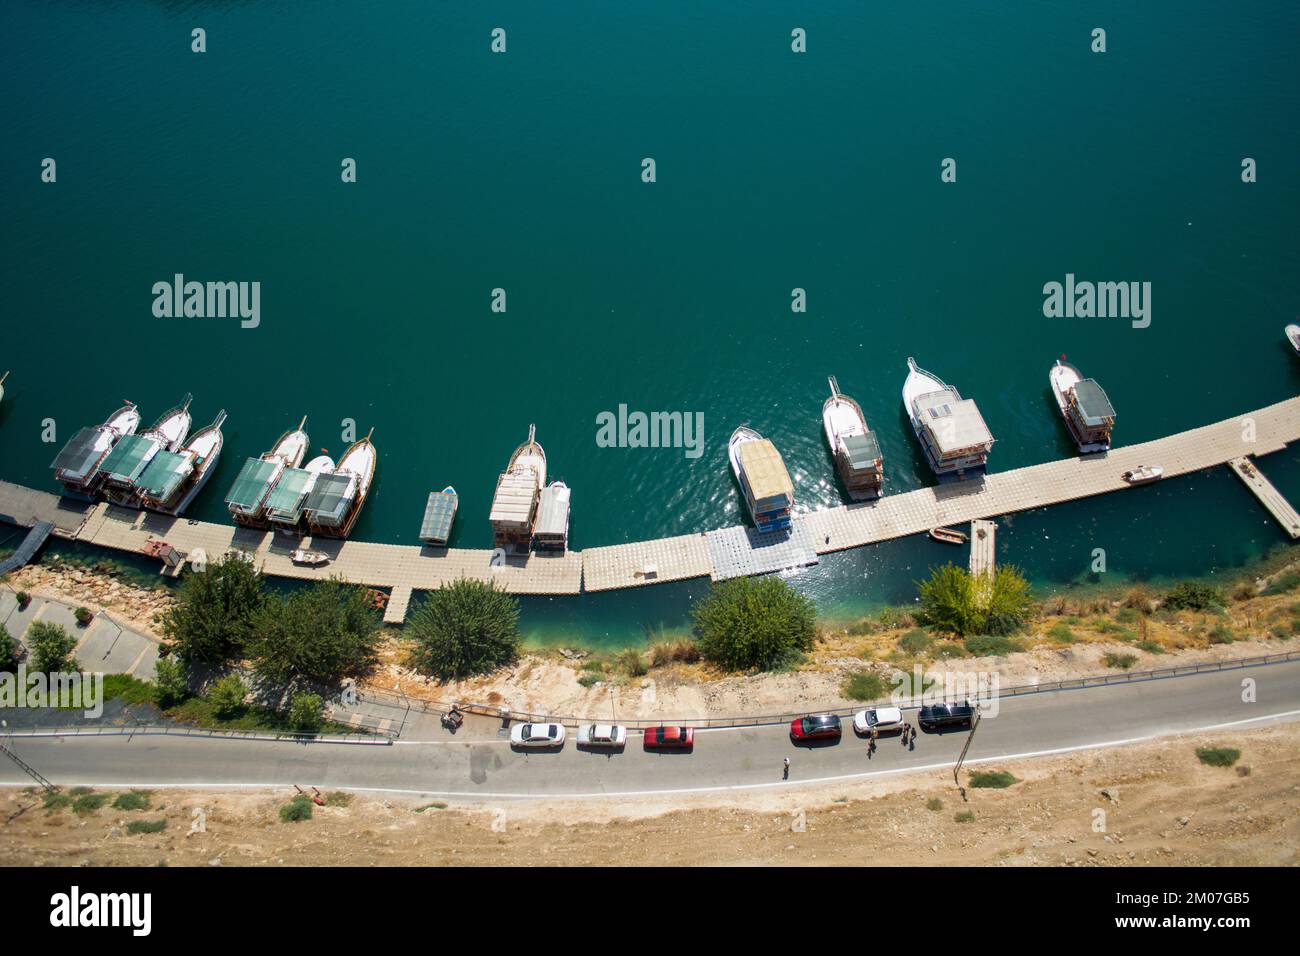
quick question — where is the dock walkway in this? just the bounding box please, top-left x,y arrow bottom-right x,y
1228,456 -> 1300,538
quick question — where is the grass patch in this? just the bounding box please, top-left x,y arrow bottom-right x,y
42,791 -> 73,813
648,639 -> 700,666
415,802 -> 448,812
1104,652 -> 1139,670
1195,747 -> 1241,768
324,791 -> 353,807
954,810 -> 976,823
112,791 -> 152,812
1047,623 -> 1076,644
963,634 -> 1024,657
164,695 -> 358,736
1262,570 -> 1300,596
1115,607 -> 1139,623
126,819 -> 166,835
279,795 -> 314,823
968,770 -> 1018,789
841,671 -> 888,702
931,640 -> 970,659
1135,639 -> 1165,654
72,792 -> 110,815
1208,624 -> 1236,645
577,673 -> 601,688
925,797 -> 943,812
898,629 -> 934,654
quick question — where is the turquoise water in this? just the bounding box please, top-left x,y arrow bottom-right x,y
2,1 -> 1299,646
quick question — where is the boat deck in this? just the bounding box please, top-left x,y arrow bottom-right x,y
1228,456 -> 1300,539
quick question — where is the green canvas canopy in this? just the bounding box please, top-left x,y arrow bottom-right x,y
1073,379 -> 1116,427
420,491 -> 457,544
842,432 -> 881,470
265,467 -> 313,522
226,457 -> 280,511
136,451 -> 192,501
50,427 -> 109,479
304,472 -> 354,525
98,434 -> 157,484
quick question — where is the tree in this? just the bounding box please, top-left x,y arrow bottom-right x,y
917,563 -> 1034,637
152,656 -> 190,707
1163,580 -> 1225,612
691,576 -> 816,671
408,579 -> 521,680
0,623 -> 18,672
208,673 -> 248,719
161,557 -> 266,666
28,621 -> 77,673
288,693 -> 324,734
246,579 -> 380,688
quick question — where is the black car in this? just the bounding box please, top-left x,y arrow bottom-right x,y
917,700 -> 975,731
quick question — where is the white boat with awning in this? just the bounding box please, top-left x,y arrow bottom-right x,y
902,359 -> 993,481
138,410 -> 227,515
50,400 -> 142,500
490,425 -> 546,551
304,429 -> 377,538
101,394 -> 193,506
823,375 -> 883,500
266,452 -> 334,531
226,417 -> 310,527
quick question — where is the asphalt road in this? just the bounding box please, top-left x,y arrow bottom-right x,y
4,661 -> 1299,799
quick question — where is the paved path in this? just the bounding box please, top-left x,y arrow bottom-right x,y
4,659 -> 1297,799
0,589 -> 159,680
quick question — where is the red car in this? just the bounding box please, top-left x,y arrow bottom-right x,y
643,726 -> 694,749
790,714 -> 842,741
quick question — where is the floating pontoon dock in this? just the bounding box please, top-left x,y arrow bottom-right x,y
1,395 -> 1298,621
969,520 -> 997,577
1228,456 -> 1300,539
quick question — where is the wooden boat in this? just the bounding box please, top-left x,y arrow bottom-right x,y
1050,356 -> 1115,454
929,526 -> 968,545
1122,465 -> 1164,484
291,548 -> 330,566
137,409 -> 227,515
728,426 -> 794,534
49,400 -> 142,500
902,358 -> 993,482
489,425 -> 546,551
534,480 -> 572,553
226,416 -> 310,527
304,428 -> 376,538
101,393 -> 193,506
823,375 -> 883,500
420,485 -> 458,546
1286,324 -> 1300,354
267,452 -> 335,532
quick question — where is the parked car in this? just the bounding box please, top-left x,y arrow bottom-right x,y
790,714 -> 842,741
853,706 -> 904,735
643,726 -> 694,749
576,723 -> 627,748
917,700 -> 975,731
510,722 -> 566,748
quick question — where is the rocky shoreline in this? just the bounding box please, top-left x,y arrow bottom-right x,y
4,559 -> 175,640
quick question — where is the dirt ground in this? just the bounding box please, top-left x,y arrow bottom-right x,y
5,722 -> 1296,867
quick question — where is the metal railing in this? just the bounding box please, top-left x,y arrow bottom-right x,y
5,721 -> 392,745
358,649 -> 1300,730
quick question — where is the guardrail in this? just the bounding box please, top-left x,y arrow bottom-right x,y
5,722 -> 392,745
359,649 -> 1300,730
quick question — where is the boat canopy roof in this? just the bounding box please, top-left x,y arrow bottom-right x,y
1073,379 -> 1116,426
915,390 -> 993,453
490,473 -> 537,527
738,439 -> 794,502
535,484 -> 571,536
420,491 -> 457,543
226,457 -> 280,509
305,472 -> 355,524
137,451 -> 191,500
265,467 -> 313,519
98,433 -> 156,483
842,432 -> 881,469
50,426 -> 109,478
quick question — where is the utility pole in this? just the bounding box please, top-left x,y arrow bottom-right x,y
0,720 -> 58,794
953,708 -> 982,801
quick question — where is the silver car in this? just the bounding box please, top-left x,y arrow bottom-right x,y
576,723 -> 627,748
510,722 -> 566,749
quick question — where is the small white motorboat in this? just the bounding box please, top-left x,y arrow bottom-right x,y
1121,465 -> 1164,484
291,549 -> 330,566
1285,324 -> 1300,354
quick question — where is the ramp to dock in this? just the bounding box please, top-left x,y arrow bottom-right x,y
383,586 -> 414,624
969,520 -> 996,577
1228,457 -> 1300,538
706,518 -> 819,581
0,521 -> 54,575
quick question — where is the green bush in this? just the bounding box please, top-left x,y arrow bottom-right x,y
112,791 -> 152,811
964,634 -> 1024,657
577,673 -> 600,688
931,641 -> 970,659
1195,747 -> 1241,767
1135,639 -> 1165,654
27,620 -> 77,673
616,647 -> 647,677
126,819 -> 166,835
925,797 -> 943,811
954,810 -> 976,823
279,794 -> 314,823
288,693 -> 324,734
1207,624 -> 1236,645
917,564 -> 1033,636
161,556 -> 266,666
841,671 -> 888,702
1047,623 -> 1076,643
0,623 -> 17,671
898,629 -> 934,654
1262,571 -> 1300,596
248,579 -> 380,687
208,673 -> 249,719
969,770 -> 1018,789
407,579 -> 521,680
1104,652 -> 1138,670
648,639 -> 700,666
151,656 -> 190,707
1162,580 -> 1225,612
72,792 -> 109,815
74,606 -> 93,627
692,576 -> 816,671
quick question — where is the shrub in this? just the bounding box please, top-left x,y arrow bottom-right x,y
969,770 -> 1018,789
72,792 -> 109,815
1162,580 -> 1225,612
898,629 -> 934,655
248,579 -> 380,687
616,647 -> 647,677
1135,639 -> 1165,654
577,673 -> 600,688
161,556 -> 266,666
288,692 -> 324,734
1262,571 -> 1300,596
1123,585 -> 1156,613
917,564 -> 1033,636
112,791 -> 152,811
648,639 -> 700,666
954,810 -> 976,823
279,794 -> 314,822
692,576 -> 816,671
1195,747 -> 1240,767
16,591 -> 30,606
152,656 -> 190,707
876,606 -> 914,631
324,791 -> 353,807
126,819 -> 167,835
925,798 -> 943,812
1047,623 -> 1076,644
1207,624 -> 1236,645
1104,652 -> 1138,670
407,579 -> 521,680
841,671 -> 888,702
964,634 -> 1024,657
27,620 -> 77,673
931,641 -> 970,659
208,673 -> 248,719
0,623 -> 17,671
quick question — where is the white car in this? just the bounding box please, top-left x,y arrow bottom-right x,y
510,722 -> 566,748
576,723 -> 627,748
853,706 -> 904,735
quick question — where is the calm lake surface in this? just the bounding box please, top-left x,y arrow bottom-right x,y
2,1 -> 1298,646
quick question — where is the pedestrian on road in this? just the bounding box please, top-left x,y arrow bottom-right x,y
783,756 -> 790,780
901,723 -> 909,746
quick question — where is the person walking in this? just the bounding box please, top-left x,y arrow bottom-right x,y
783,756 -> 790,780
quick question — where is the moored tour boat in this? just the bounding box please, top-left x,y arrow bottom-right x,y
49,400 -> 142,500
266,452 -> 335,532
728,426 -> 794,534
137,410 -> 227,515
823,375 -> 883,500
534,480 -> 572,553
902,358 -> 993,482
489,425 -> 547,551
0,371 -> 8,405
225,416 -> 311,527
1122,465 -> 1164,484
100,394 -> 193,506
304,429 -> 377,538
1286,324 -> 1300,355
419,485 -> 458,546
1050,356 -> 1116,454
